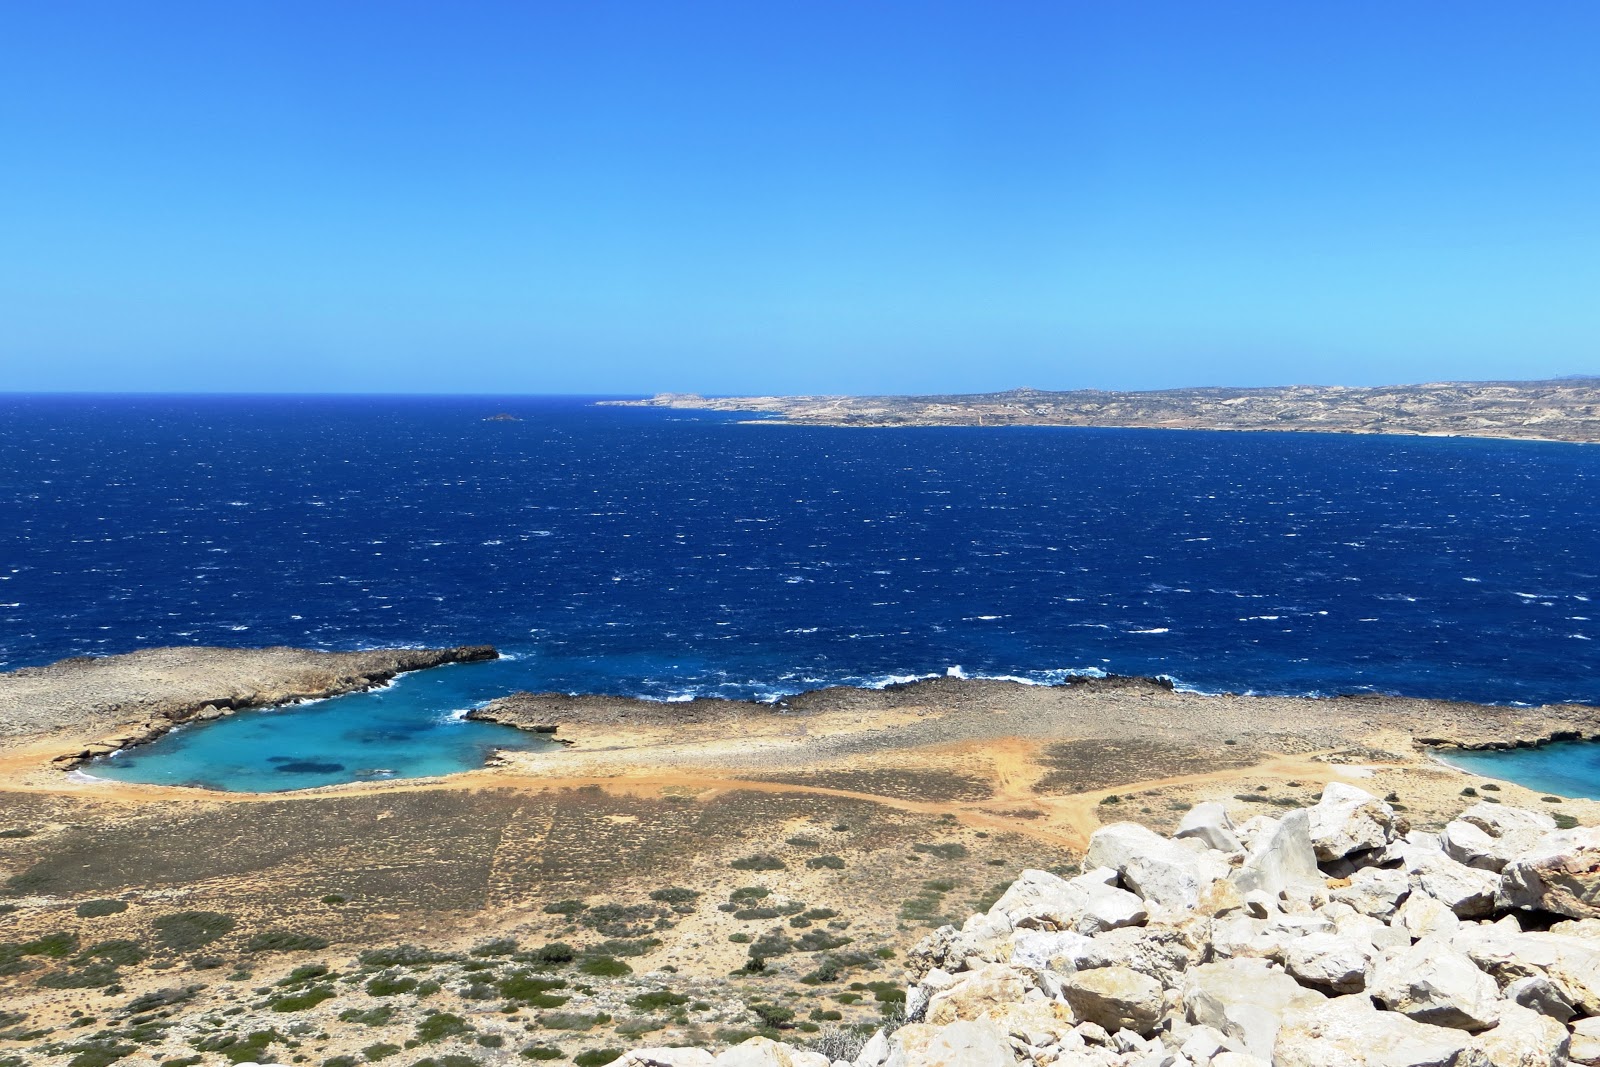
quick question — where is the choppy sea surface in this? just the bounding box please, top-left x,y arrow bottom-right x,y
2,395 -> 1596,792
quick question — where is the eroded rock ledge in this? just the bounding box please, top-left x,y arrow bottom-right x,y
467,675 -> 1600,756
0,644 -> 497,767
617,787 -> 1600,1066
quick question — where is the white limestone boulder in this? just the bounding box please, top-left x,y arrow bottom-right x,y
1086,822 -> 1218,911
1282,930 -> 1379,993
1497,825 -> 1600,920
985,866 -> 1149,935
1453,924 -> 1600,1017
620,1052 -> 719,1067
1471,1002 -> 1570,1067
716,1037 -> 832,1067
1406,842 -> 1502,918
1503,975 -> 1575,1024
882,1018 -> 1020,1067
1061,964 -> 1165,1035
1308,782 -> 1397,861
1459,803 -> 1557,838
924,962 -> 1027,1026
1370,937 -> 1503,1032
1229,809 -> 1323,897
1570,1017 -> 1600,1067
1272,993 -> 1483,1067
1175,801 -> 1242,853
1181,957 -> 1327,1060
1332,865 -> 1412,920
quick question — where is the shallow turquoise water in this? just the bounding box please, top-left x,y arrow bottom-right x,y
89,659 -> 558,791
1442,741 -> 1600,801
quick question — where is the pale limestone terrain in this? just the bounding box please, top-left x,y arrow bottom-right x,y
605,378 -> 1600,443
1,650 -> 1597,1067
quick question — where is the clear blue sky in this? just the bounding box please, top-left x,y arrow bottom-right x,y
2,2 -> 1596,395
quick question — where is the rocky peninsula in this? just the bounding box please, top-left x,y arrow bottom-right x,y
603,378 -> 1600,444
0,644 -> 498,769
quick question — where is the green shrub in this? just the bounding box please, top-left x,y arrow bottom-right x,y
411,1057 -> 479,1067
587,937 -> 660,957
911,843 -> 968,860
338,1006 -> 395,1026
1542,795 -> 1565,803
321,894 -> 348,905
361,1044 -> 400,1062
648,887 -> 700,904
539,1011 -> 611,1031
65,1041 -> 137,1067
324,1057 -> 360,1067
365,974 -> 418,997
499,972 -> 569,1007
153,912 -> 235,951
189,1029 -> 282,1064
38,961 -> 121,988
357,945 -> 454,968
573,1051 -> 622,1067
77,939 -> 145,967
471,938 -> 518,957
785,836 -> 820,848
75,899 -> 128,919
1461,787 -> 1478,797
269,985 -> 336,1012
414,1012 -> 471,1043
519,1047 -> 564,1061
576,956 -> 631,978
477,1035 -> 505,1049
795,930 -> 851,952
805,855 -> 845,870
127,985 -> 202,1012
730,886 -> 771,902
522,942 -> 576,965
21,931 -> 79,958
730,855 -> 786,871
277,962 -> 331,985
246,930 -> 330,953
747,1002 -> 794,1028
542,899 -> 587,916
1554,813 -> 1579,830
0,829 -> 33,839
629,989 -> 688,1012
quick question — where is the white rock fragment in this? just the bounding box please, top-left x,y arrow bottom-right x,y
1497,825 -> 1600,920
1308,782 -> 1397,861
1369,937 -> 1502,1032
1230,809 -> 1322,897
1175,801 -> 1242,853
1273,993 -> 1481,1066
1181,958 -> 1326,1060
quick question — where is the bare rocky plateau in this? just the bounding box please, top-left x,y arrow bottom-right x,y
603,378 -> 1600,443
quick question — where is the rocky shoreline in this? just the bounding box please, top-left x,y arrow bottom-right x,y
616,786 -> 1600,1066
0,644 -> 498,769
603,378 -> 1600,444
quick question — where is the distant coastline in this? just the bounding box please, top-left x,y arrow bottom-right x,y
601,377 -> 1600,444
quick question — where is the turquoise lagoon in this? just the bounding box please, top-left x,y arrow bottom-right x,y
89,658 -> 557,792
1442,741 -> 1600,801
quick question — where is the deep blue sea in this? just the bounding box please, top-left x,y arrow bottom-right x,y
2,395 -> 1597,791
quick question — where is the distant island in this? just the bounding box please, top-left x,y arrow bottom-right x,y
603,377 -> 1600,443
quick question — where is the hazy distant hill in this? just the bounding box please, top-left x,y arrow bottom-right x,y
605,378 -> 1600,443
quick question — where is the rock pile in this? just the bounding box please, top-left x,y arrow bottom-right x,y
620,784 -> 1600,1066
